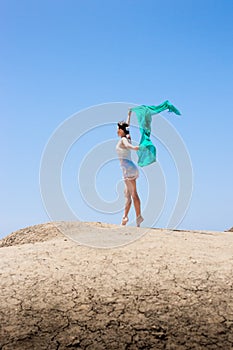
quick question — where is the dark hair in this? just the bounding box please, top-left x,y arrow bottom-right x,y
117,121 -> 131,141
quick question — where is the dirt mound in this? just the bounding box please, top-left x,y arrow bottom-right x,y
0,221 -> 124,248
0,222 -> 63,247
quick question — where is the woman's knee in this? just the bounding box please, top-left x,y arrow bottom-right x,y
131,191 -> 139,201
125,197 -> 132,206
124,189 -> 131,204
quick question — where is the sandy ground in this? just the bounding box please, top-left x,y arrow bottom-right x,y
0,222 -> 233,350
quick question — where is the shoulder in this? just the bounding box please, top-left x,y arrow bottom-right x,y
122,136 -> 131,142
121,137 -> 132,148
121,136 -> 129,144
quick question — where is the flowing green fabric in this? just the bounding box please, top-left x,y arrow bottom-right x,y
131,100 -> 181,167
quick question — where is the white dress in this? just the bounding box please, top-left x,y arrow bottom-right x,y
116,137 -> 139,180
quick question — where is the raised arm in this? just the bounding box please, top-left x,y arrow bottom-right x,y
126,109 -> 132,126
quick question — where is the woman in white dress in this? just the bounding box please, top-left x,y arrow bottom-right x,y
116,110 -> 144,227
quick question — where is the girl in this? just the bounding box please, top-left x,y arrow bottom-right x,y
116,110 -> 144,227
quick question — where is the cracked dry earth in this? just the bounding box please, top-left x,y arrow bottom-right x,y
0,222 -> 233,350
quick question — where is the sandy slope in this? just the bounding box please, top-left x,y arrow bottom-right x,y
0,222 -> 233,350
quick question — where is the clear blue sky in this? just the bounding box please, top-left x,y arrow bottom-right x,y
1,0 -> 233,238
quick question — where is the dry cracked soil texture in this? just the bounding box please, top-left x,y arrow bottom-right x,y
0,222 -> 233,350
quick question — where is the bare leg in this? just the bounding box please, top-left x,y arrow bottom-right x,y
126,179 -> 140,216
126,179 -> 144,227
121,182 -> 132,225
124,183 -> 132,218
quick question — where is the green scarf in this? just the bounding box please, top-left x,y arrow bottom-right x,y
131,100 -> 181,167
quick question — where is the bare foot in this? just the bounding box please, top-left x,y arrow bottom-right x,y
136,215 -> 144,227
121,216 -> 129,226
